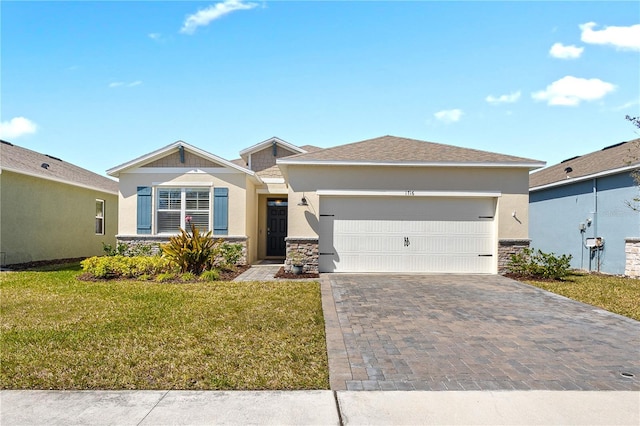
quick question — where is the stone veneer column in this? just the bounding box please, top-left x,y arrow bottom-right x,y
625,238 -> 640,278
285,237 -> 319,273
498,239 -> 530,275
116,235 -> 249,265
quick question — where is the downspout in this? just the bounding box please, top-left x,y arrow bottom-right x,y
592,178 -> 599,272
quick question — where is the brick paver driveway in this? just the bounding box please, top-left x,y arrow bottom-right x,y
321,274 -> 640,391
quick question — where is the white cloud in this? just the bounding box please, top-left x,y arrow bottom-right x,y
434,109 -> 464,124
180,0 -> 258,35
148,33 -> 161,40
613,99 -> 640,111
532,76 -> 616,106
109,81 -> 142,88
0,117 -> 38,139
549,42 -> 584,59
486,91 -> 521,105
580,22 -> 640,51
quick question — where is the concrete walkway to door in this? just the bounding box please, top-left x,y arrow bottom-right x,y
322,274 -> 640,391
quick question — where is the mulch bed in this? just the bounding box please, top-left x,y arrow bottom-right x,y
503,273 -> 564,283
274,266 -> 320,279
219,264 -> 251,281
3,258 -> 86,271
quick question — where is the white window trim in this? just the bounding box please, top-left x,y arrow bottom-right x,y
95,199 -> 105,235
155,187 -> 212,234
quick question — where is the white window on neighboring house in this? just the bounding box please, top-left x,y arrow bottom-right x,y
95,199 -> 105,235
157,187 -> 210,233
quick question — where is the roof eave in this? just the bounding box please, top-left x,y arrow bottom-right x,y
2,166 -> 119,195
530,164 -> 639,192
238,137 -> 307,160
276,159 -> 546,170
107,141 -> 256,177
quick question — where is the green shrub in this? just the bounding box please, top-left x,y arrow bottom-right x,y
507,248 -> 572,280
160,223 -> 218,275
216,242 -> 243,270
81,256 -> 173,279
200,269 -> 220,282
155,272 -> 176,282
180,272 -> 197,282
102,242 -> 128,256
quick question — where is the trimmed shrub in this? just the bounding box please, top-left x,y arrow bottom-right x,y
507,248 -> 572,280
81,256 -> 173,279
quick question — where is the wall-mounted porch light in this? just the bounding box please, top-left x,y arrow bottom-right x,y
298,194 -> 308,206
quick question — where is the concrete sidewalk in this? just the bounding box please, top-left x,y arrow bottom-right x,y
2,390 -> 638,425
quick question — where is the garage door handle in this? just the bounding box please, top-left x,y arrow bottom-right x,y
404,237 -> 410,247
478,254 -> 493,257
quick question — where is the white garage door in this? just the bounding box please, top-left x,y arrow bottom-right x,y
319,196 -> 496,273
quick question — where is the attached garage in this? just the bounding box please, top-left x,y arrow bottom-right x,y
278,135 -> 545,275
318,192 -> 498,273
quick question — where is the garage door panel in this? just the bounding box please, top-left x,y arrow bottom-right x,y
319,196 -> 497,273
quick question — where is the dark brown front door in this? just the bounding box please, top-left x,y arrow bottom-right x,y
267,200 -> 287,257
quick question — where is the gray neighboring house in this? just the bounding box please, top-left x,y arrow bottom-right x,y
0,140 -> 119,266
529,139 -> 640,277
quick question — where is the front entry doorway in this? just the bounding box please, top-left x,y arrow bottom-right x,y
266,199 -> 288,257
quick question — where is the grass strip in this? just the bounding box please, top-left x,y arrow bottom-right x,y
1,269 -> 328,390
524,272 -> 640,321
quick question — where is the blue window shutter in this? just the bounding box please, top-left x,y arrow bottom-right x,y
214,187 -> 228,235
137,186 -> 152,234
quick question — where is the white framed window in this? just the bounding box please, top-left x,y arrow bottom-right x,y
95,199 -> 105,235
156,187 -> 210,233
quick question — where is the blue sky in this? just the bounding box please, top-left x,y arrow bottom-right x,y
2,1 -> 639,177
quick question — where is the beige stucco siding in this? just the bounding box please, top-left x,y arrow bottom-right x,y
117,170 -> 248,236
244,179 -> 258,263
0,171 -> 118,265
285,165 -> 530,240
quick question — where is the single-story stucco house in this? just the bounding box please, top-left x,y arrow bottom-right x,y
107,135 -> 544,274
529,139 -> 640,277
0,140 -> 119,266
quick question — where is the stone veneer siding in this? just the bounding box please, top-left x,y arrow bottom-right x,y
285,237 -> 319,273
116,235 -> 249,265
625,238 -> 640,278
498,239 -> 531,275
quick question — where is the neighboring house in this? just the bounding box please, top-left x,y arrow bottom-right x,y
529,139 -> 640,276
108,135 -> 543,274
0,140 -> 119,266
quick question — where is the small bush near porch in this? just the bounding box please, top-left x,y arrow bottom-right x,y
0,264 -> 328,390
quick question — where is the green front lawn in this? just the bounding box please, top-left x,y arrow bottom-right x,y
0,266 -> 328,390
523,272 -> 640,321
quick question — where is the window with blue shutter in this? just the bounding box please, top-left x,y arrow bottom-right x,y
137,186 -> 152,234
213,187 -> 228,235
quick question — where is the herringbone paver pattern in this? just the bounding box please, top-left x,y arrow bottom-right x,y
322,274 -> 640,391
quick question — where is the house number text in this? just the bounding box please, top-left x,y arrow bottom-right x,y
405,190 -> 415,196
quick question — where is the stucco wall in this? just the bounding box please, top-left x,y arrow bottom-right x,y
530,173 -> 639,275
0,171 -> 118,265
244,180 -> 258,263
117,170 -> 249,237
284,165 -> 530,240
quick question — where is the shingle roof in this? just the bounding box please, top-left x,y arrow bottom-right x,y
278,135 -> 543,166
529,139 -> 640,189
1,140 -> 118,193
